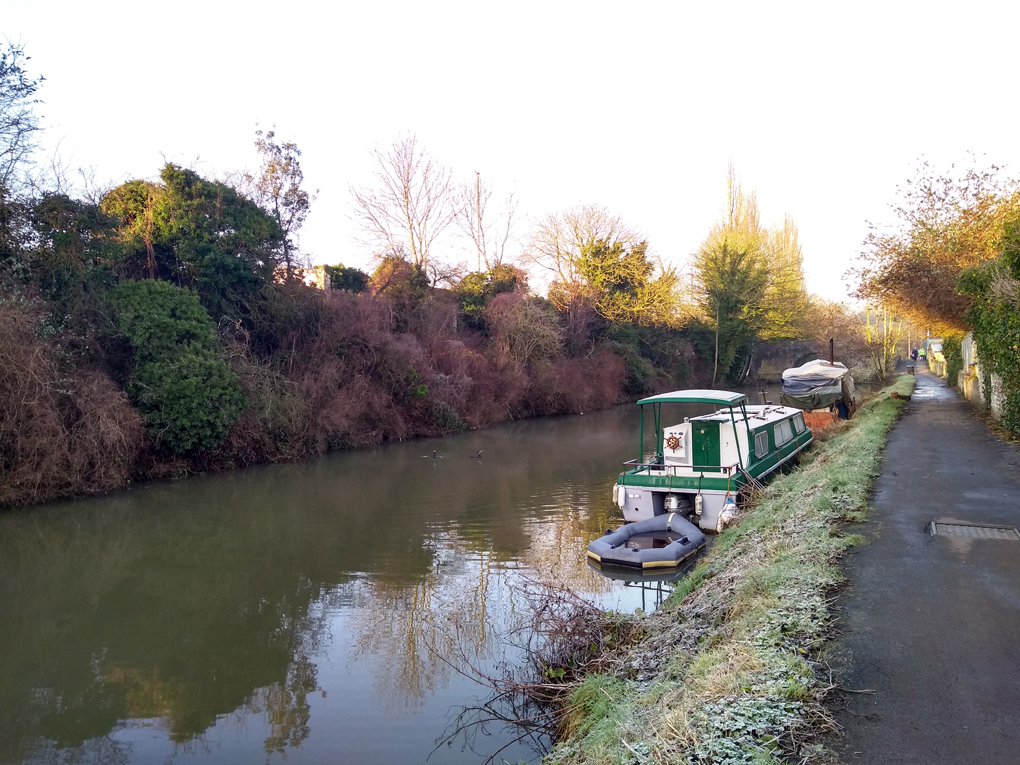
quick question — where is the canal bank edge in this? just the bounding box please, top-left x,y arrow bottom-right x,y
543,374 -> 916,765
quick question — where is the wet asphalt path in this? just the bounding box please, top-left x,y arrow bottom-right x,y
832,365 -> 1020,764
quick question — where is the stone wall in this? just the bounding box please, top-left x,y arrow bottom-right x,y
955,332 -> 1005,421
750,340 -> 830,382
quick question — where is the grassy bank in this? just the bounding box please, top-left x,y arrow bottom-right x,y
543,375 -> 916,765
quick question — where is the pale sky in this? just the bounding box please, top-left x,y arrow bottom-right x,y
6,0 -> 1018,302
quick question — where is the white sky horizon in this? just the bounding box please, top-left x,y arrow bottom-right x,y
6,0 -> 1020,304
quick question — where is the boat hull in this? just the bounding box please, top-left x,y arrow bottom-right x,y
616,434 -> 813,530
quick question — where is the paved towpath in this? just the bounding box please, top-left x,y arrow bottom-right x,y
832,364 -> 1020,764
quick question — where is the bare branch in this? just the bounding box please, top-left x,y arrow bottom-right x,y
454,172 -> 520,271
350,134 -> 457,269
0,39 -> 45,190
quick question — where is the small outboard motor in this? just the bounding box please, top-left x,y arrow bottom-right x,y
717,497 -> 739,532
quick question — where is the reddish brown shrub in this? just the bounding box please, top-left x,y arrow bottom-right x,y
64,369 -> 145,493
413,291 -> 459,351
429,338 -> 527,427
559,298 -> 605,356
280,291 -> 447,449
0,299 -> 143,506
524,351 -> 626,416
485,293 -> 562,366
0,300 -> 68,505
313,374 -> 405,450
219,331 -> 311,465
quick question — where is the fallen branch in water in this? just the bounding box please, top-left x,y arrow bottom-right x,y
429,571 -> 644,763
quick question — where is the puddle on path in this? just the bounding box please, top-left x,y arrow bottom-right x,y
911,384 -> 956,401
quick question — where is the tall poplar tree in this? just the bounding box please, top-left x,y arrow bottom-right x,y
760,215 -> 811,340
692,167 -> 808,382
693,230 -> 769,385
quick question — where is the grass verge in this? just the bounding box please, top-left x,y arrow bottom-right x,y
543,375 -> 916,765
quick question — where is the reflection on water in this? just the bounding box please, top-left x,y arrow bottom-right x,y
0,385 -> 790,764
0,406 -> 672,765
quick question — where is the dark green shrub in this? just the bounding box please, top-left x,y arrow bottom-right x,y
131,351 -> 247,453
327,264 -> 369,293
107,279 -> 246,453
107,279 -> 220,364
942,333 -> 963,387
426,399 -> 465,434
455,265 -> 525,331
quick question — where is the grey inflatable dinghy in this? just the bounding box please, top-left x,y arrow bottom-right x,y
586,513 -> 706,570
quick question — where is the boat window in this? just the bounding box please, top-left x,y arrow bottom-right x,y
792,412 -> 806,434
775,420 -> 794,446
755,431 -> 769,458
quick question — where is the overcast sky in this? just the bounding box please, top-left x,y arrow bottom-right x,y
6,0 -> 1018,302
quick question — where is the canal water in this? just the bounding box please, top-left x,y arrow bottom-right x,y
0,390 -> 783,765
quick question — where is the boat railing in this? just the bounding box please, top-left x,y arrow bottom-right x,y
622,459 -> 739,476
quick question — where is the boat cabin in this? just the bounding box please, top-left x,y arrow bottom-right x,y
614,390 -> 812,532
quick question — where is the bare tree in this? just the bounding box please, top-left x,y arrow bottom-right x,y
0,40 -> 44,189
861,304 -> 908,380
522,204 -> 640,308
455,171 -> 519,272
25,141 -> 109,201
802,299 -> 872,370
350,134 -> 457,269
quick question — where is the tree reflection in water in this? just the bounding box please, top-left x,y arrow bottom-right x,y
345,498 -> 622,713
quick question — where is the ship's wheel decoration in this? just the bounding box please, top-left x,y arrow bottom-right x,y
665,434 -> 681,451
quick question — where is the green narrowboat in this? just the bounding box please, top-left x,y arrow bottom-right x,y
613,389 -> 813,532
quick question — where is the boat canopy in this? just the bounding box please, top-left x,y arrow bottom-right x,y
780,359 -> 856,411
636,389 -> 747,407
634,389 -> 750,469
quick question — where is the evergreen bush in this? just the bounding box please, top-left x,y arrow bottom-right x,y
107,279 -> 246,453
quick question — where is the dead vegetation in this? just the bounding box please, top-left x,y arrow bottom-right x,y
433,575 -> 647,763
0,296 -> 144,506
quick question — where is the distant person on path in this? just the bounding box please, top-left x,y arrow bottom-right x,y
911,348 -> 918,361
918,346 -> 927,363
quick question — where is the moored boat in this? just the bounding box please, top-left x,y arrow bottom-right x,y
586,512 -> 706,570
780,358 -> 857,422
613,389 -> 813,533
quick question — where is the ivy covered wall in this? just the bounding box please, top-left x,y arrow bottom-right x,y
959,219 -> 1020,434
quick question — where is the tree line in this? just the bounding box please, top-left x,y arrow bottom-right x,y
852,157 -> 1020,433
1,42 -> 873,506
